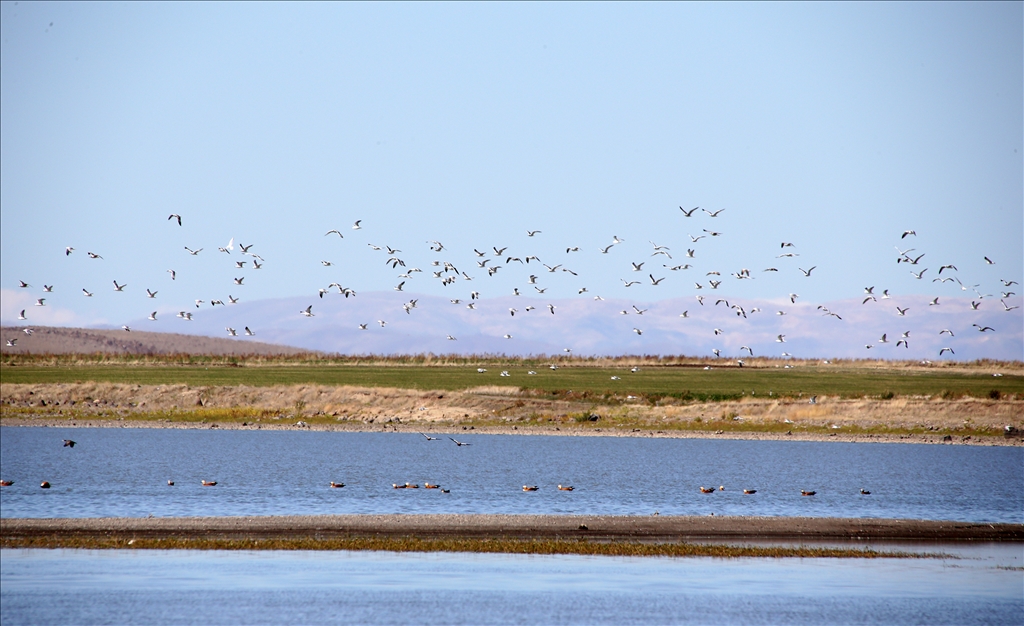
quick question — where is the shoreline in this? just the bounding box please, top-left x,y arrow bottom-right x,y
3,515 -> 1021,550
1,416 -> 1019,446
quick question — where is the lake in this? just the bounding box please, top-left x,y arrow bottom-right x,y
1,544 -> 1021,625
1,427 -> 1022,522
3,427 -> 1022,624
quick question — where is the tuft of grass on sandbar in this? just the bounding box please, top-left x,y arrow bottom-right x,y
0,535 -> 947,558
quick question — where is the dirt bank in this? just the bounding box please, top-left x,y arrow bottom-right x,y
3,382 -> 1022,445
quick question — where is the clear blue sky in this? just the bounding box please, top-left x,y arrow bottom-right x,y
2,2 -> 1021,357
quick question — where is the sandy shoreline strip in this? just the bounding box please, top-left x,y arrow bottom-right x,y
4,515 -> 1022,543
2,417 -> 1020,446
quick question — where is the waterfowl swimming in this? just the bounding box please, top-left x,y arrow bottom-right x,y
743,489 -> 757,495
63,439 -> 76,448
424,483 -> 440,489
40,481 -> 51,489
202,480 -> 217,486
801,490 -> 816,496
558,485 -> 575,491
700,486 -> 715,493
860,489 -> 871,495
523,485 -> 539,491
0,480 -> 13,486
167,480 -> 174,486
330,482 -> 345,488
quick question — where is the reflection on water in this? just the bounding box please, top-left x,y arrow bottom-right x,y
2,427 -> 1022,521
1,546 -> 1021,626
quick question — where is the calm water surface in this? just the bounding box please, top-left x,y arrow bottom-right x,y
2,427 -> 1021,521
2,546 -> 1021,625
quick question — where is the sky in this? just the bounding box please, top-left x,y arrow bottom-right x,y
1,2 -> 1021,360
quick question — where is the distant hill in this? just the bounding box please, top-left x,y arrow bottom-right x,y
0,326 -> 313,356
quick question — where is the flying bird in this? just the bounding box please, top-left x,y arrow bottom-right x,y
87,252 -> 102,259
168,214 -> 182,226
680,206 -> 699,216
148,312 -> 158,321
185,247 -> 202,255
799,267 -> 816,277
352,220 -> 362,229
703,208 -> 725,217
901,230 -> 916,239
146,289 -> 157,298
300,305 -> 314,317
325,229 -> 343,237
82,289 -> 93,297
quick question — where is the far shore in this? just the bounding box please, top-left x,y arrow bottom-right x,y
1,415 -> 1020,446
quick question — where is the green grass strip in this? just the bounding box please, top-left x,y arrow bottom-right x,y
2,363 -> 1021,400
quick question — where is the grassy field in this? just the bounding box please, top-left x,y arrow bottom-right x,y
2,359 -> 1021,401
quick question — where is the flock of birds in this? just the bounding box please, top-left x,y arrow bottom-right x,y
0,436 -> 860,497
6,208 -> 1019,359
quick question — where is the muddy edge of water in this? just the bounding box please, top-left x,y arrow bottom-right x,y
3,514 -> 1023,542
